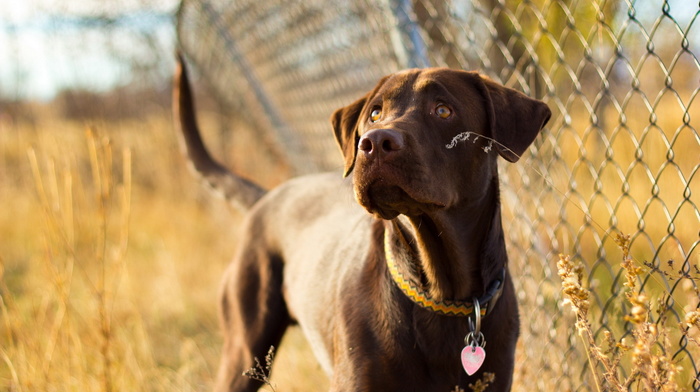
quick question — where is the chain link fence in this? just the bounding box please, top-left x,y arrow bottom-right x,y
177,0 -> 700,390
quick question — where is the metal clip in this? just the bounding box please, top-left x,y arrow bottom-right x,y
464,297 -> 486,349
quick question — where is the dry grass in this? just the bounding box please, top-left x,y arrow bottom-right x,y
1,99 -> 697,392
0,109 -> 323,391
558,233 -> 700,391
502,84 -> 700,390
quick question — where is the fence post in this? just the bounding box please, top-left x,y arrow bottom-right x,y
383,0 -> 431,69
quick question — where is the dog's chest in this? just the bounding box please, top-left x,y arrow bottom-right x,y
332,277 -> 472,385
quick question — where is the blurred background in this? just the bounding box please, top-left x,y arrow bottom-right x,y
2,0 -> 175,101
1,0 -> 699,391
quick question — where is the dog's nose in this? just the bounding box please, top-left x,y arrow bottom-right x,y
358,129 -> 404,157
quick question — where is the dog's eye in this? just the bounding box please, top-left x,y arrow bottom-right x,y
370,108 -> 382,122
435,104 -> 452,119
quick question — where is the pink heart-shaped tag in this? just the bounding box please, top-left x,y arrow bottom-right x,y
461,345 -> 486,376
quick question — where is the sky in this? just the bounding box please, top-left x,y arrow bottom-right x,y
0,0 -> 178,101
0,0 -> 698,102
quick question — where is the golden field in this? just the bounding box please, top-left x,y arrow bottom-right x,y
1,95 -> 698,391
0,105 -> 326,391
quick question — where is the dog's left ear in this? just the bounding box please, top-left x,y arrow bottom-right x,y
331,95 -> 367,177
475,75 -> 552,162
331,75 -> 391,177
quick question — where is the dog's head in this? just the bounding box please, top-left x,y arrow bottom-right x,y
331,68 -> 551,220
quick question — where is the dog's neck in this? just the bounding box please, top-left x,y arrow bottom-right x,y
390,180 -> 505,302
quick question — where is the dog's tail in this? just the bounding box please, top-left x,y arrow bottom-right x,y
173,53 -> 266,212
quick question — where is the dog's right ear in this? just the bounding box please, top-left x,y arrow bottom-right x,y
331,96 -> 367,177
475,75 -> 551,163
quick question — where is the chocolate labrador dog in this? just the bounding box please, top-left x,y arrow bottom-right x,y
174,57 -> 550,392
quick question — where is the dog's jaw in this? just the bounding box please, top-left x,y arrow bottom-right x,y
355,180 -> 445,220
353,160 -> 448,220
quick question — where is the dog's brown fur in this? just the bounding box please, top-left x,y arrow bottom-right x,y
174,57 -> 550,392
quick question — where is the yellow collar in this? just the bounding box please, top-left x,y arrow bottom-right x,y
384,229 -> 505,317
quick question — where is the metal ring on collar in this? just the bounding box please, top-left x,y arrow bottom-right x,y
472,297 -> 481,334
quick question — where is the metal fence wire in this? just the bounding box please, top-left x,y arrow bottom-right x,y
177,0 -> 700,390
